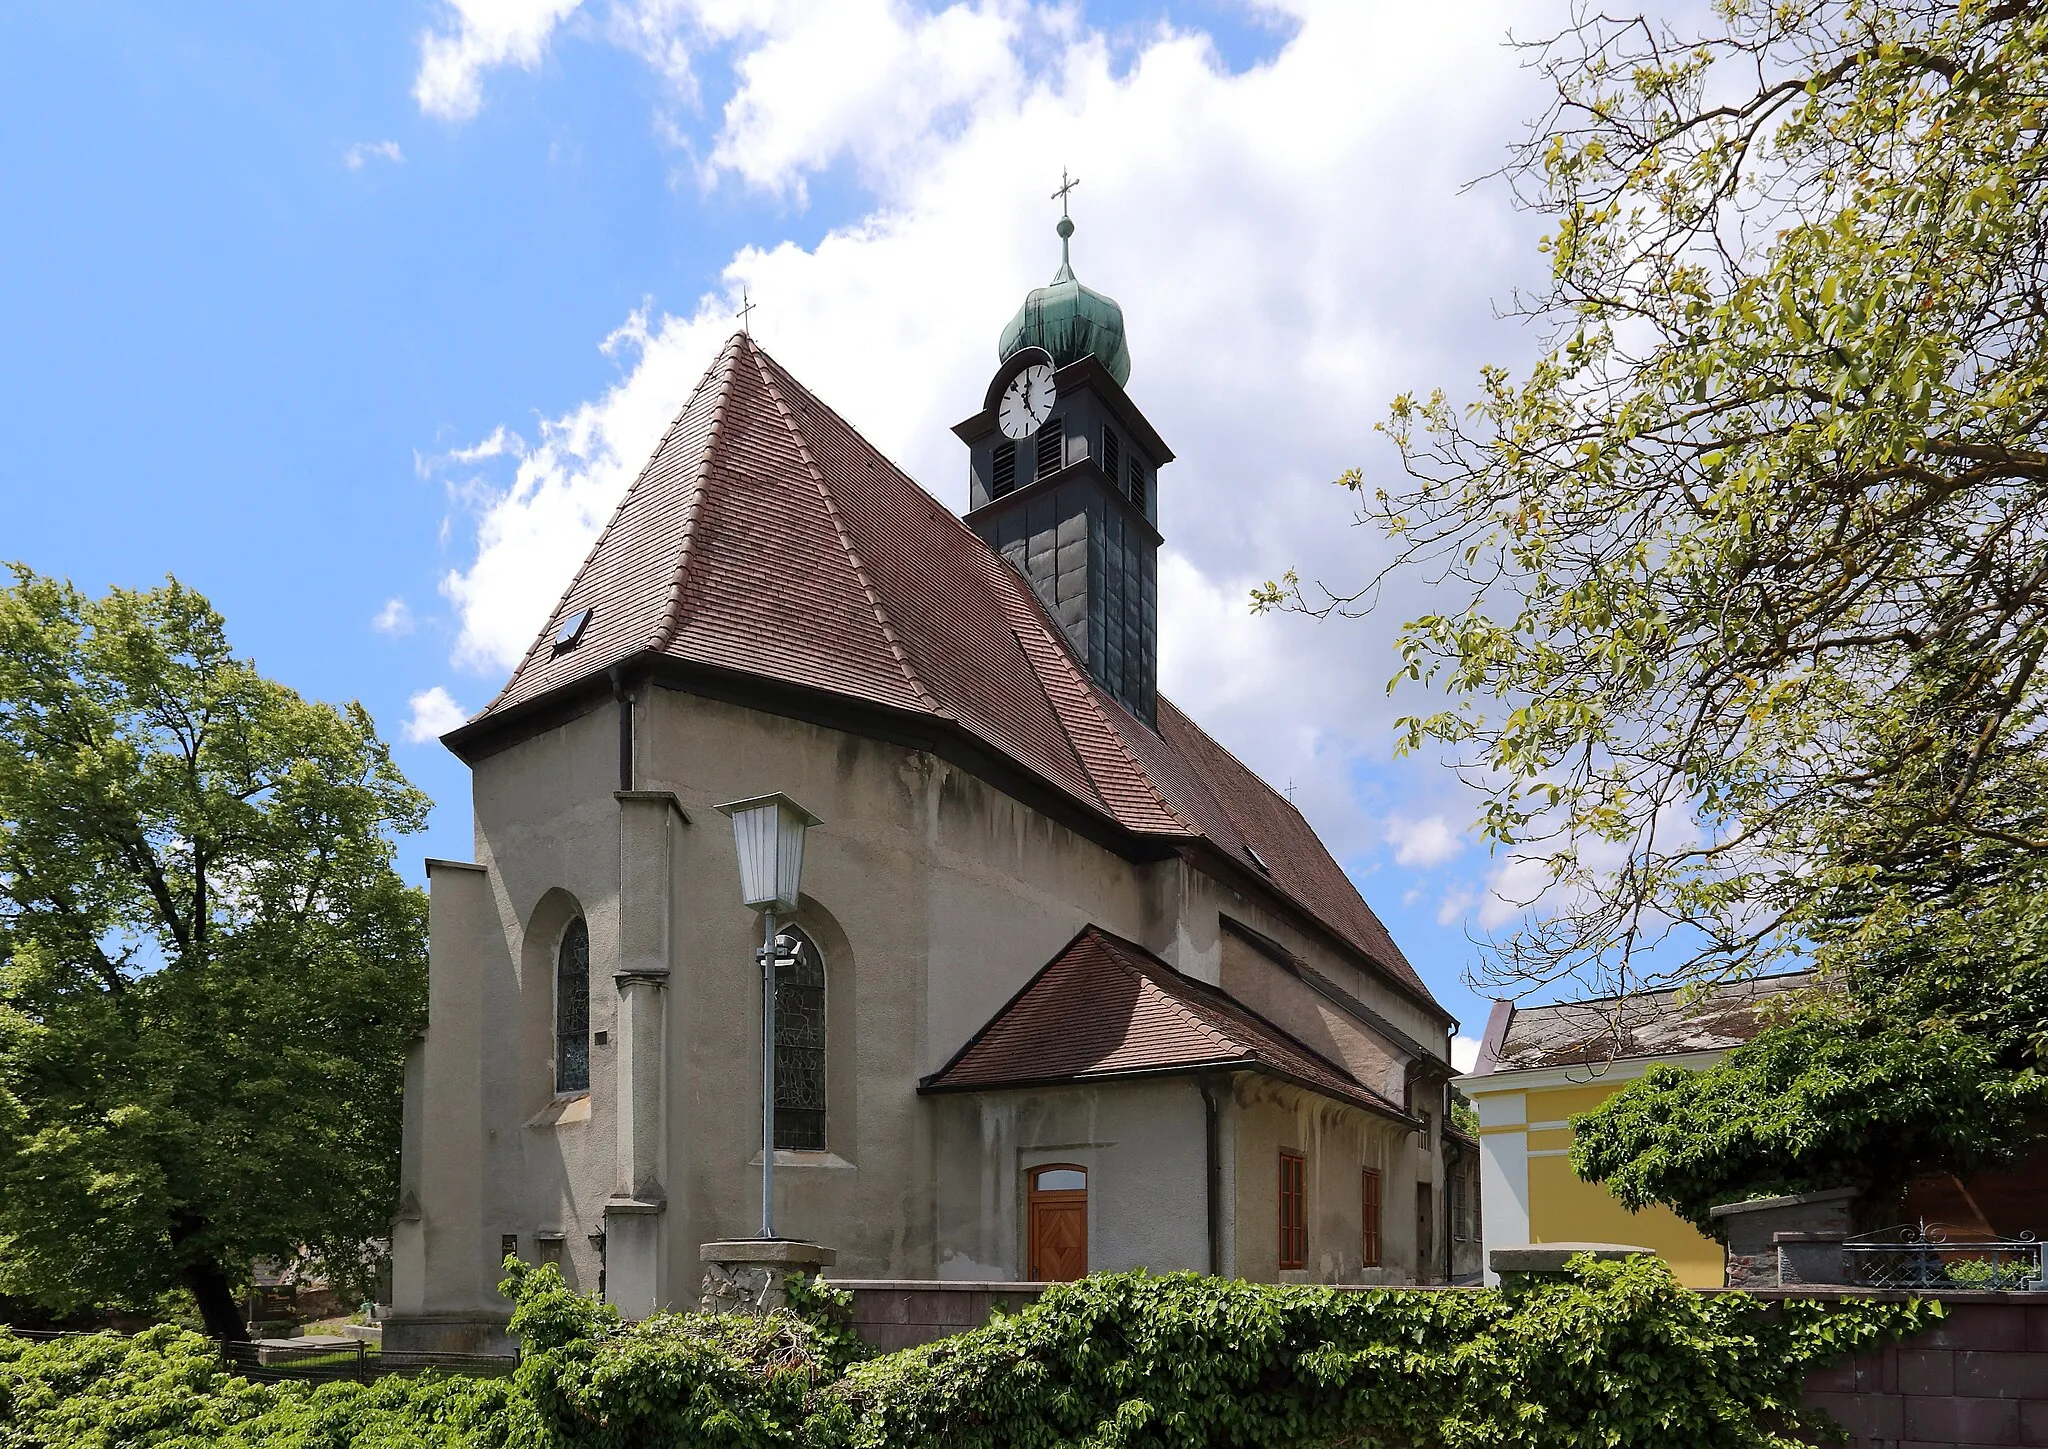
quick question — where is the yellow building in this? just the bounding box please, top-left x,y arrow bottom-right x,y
1454,973 -> 1811,1287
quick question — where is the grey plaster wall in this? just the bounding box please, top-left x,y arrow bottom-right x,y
929,1078 -> 1210,1281
403,678 -> 1448,1326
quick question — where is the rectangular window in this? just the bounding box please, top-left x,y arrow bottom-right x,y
992,440 -> 1016,497
500,1234 -> 520,1264
1360,1168 -> 1382,1268
537,1236 -> 564,1270
1036,421 -> 1064,481
1278,1150 -> 1307,1269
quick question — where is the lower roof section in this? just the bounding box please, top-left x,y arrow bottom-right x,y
919,925 -> 1415,1124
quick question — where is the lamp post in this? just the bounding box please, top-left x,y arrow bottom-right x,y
716,793 -> 821,1240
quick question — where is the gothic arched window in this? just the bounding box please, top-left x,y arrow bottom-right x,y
773,927 -> 826,1151
556,917 -> 590,1094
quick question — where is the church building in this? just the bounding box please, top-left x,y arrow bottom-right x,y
386,217 -> 1463,1354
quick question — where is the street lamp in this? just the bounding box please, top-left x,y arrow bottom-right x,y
716,793 -> 821,1240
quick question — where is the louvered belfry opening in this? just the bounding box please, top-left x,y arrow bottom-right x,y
993,441 -> 1017,498
1036,421 -> 1065,482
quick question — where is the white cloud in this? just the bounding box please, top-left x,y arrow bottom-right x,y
1450,1034 -> 1480,1073
344,140 -> 405,170
1387,813 -> 1462,869
699,0 -> 1038,200
1437,885 -> 1476,928
403,686 -> 470,743
1479,855 -> 1556,931
373,597 -> 416,635
415,0 -> 586,120
431,0 -> 1551,897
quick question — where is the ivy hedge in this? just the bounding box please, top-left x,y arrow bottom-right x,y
0,1256 -> 1933,1449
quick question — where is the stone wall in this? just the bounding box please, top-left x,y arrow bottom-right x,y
838,1279 -> 2048,1445
1740,1289 -> 2048,1448
839,1279 -> 1047,1353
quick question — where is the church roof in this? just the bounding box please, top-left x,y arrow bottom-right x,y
449,333 -> 1441,1019
920,926 -> 1412,1119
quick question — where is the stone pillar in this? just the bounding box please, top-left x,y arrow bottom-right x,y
1774,1231 -> 1848,1286
603,1200 -> 666,1321
608,791 -> 686,1319
1708,1188 -> 1858,1287
700,1240 -> 837,1314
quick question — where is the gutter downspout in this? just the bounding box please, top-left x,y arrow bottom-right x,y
1200,1073 -> 1227,1277
609,667 -> 633,792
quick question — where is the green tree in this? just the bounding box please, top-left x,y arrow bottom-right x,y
1261,0 -> 2048,1205
0,567 -> 428,1340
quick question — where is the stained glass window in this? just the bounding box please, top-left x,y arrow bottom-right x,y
773,927 -> 826,1151
556,917 -> 590,1094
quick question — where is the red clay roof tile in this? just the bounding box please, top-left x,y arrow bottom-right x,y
920,926 -> 1410,1119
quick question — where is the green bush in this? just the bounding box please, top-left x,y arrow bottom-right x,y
0,1321 -> 511,1449
0,1257 -> 1932,1449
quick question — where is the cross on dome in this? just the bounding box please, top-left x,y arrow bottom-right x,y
997,172 -> 1131,385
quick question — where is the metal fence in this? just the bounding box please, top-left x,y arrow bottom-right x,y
6,1328 -> 519,1384
1842,1223 -> 2048,1291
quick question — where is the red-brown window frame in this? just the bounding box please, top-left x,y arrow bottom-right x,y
1361,1167 -> 1382,1268
1278,1150 -> 1307,1269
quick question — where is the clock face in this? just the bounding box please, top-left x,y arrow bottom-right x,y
997,363 -> 1057,440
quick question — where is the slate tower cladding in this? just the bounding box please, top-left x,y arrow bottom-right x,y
955,214 -> 1172,727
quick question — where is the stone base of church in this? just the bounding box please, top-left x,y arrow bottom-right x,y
699,1239 -> 836,1314
378,1312 -> 516,1359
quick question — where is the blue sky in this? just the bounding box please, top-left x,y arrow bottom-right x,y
2,0 -> 1559,1054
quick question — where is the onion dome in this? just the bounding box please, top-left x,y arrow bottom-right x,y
998,215 -> 1131,386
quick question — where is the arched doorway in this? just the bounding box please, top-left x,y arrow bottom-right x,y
1027,1165 -> 1088,1281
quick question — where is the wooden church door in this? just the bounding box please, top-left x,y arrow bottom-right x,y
1028,1165 -> 1088,1281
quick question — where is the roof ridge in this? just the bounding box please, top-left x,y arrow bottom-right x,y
1091,926 -> 1407,1112
1085,927 -> 1245,1062
958,550 -> 1107,813
1078,678 -> 1197,832
747,339 -> 943,715
1155,694 -> 1300,827
472,336 -> 740,719
1163,699 -> 1318,830
976,551 -> 1190,832
650,335 -> 745,652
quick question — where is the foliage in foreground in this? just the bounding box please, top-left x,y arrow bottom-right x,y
1572,884 -> 2048,1228
0,567 -> 429,1339
0,1258 -> 1934,1449
1261,0 -> 2048,1216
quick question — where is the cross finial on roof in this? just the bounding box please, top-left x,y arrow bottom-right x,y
1050,170 -> 1081,277
735,286 -> 757,335
1052,168 -> 1081,217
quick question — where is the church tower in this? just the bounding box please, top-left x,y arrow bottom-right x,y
954,197 -> 1172,727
